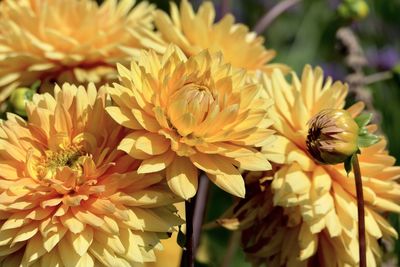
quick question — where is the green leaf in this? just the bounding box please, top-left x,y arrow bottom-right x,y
355,113 -> 373,129
177,225 -> 186,249
30,80 -> 41,92
344,155 -> 353,175
358,133 -> 380,147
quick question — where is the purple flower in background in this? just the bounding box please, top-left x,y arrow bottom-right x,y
319,62 -> 347,81
328,0 -> 341,9
367,47 -> 400,71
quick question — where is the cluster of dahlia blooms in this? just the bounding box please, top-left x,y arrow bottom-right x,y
0,0 -> 398,266
221,67 -> 400,267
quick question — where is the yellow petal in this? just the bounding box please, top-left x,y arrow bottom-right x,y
106,106 -> 142,129
166,156 -> 198,199
57,239 -> 83,267
190,153 -> 245,197
43,227 -> 67,252
68,227 -> 93,256
137,150 -> 175,174
298,223 -> 317,260
122,131 -> 170,156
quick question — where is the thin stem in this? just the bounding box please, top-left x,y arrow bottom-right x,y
181,174 -> 210,267
193,173 -> 210,250
201,220 -> 219,230
363,71 -> 393,85
182,199 -> 196,267
352,155 -> 366,267
253,0 -> 301,34
220,0 -> 230,17
221,231 -> 240,267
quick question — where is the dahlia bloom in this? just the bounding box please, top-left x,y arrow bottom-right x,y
153,0 -> 288,75
222,66 -> 400,266
0,0 -> 161,102
106,45 -> 275,199
0,83 -> 182,266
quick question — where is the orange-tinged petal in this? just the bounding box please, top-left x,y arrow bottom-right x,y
0,79 -> 182,266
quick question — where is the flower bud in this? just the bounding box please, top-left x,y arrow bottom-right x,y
306,109 -> 359,164
338,0 -> 369,21
9,87 -> 33,116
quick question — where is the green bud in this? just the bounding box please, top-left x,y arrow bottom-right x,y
306,109 -> 359,165
9,87 -> 34,116
338,0 -> 369,20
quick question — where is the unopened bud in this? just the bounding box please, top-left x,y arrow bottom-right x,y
338,0 -> 369,20
306,109 -> 359,164
9,87 -> 34,116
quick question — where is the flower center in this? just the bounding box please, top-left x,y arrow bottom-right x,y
37,145 -> 86,178
168,83 -> 215,137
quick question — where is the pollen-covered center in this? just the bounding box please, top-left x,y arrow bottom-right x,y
45,146 -> 84,171
168,83 -> 215,137
36,145 -> 86,179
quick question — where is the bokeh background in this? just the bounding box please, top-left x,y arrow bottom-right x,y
138,0 -> 400,266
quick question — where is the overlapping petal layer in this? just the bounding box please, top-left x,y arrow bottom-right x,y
107,45 -> 275,199
0,84 -> 182,266
221,66 -> 400,266
154,0 -> 288,75
0,0 -> 162,102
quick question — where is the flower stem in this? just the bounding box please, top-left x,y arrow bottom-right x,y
193,173 -> 210,249
221,231 -> 240,267
363,71 -> 393,85
352,155 -> 366,267
182,199 -> 195,267
181,174 -> 210,267
253,0 -> 301,34
221,0 -> 231,17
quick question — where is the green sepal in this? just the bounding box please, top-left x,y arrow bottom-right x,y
30,80 -> 41,92
355,113 -> 372,129
358,133 -> 380,147
344,155 -> 354,176
354,112 -> 380,148
177,225 -> 186,249
24,89 -> 34,102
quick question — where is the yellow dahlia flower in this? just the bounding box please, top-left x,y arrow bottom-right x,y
0,83 -> 183,266
106,45 -> 275,200
0,0 -> 161,102
153,0 -> 288,75
222,66 -> 400,266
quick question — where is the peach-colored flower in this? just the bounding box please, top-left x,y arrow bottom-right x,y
0,0 -> 161,102
107,45 -> 275,200
0,83 -> 182,266
221,66 -> 400,267
153,0 -> 288,75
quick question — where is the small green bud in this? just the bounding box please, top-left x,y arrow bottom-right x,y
9,87 -> 34,116
338,0 -> 369,20
306,109 -> 359,165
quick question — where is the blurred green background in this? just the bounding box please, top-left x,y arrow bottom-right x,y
140,0 -> 400,266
